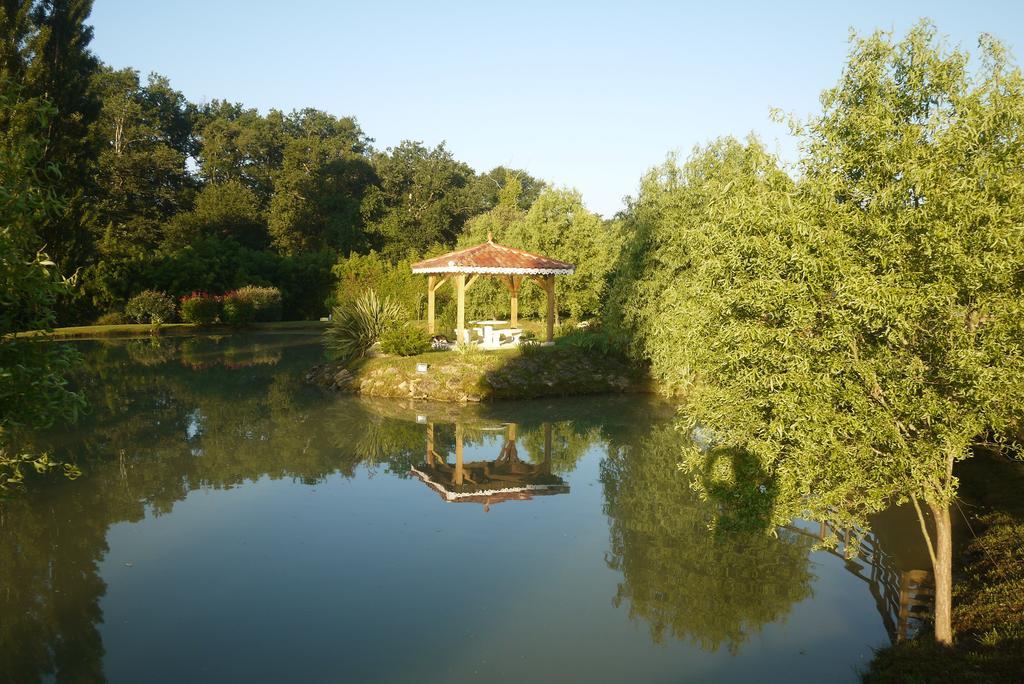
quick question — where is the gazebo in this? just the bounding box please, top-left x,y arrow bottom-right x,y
410,235 -> 575,344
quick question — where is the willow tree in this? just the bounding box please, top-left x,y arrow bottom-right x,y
612,23 -> 1024,646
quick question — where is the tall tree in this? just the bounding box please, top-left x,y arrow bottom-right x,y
361,141 -> 474,256
11,0 -> 100,271
0,91 -> 84,488
610,24 -> 1024,646
267,108 -> 373,254
196,102 -> 286,206
91,67 -> 196,255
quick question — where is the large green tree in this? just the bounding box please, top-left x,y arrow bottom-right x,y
610,24 -> 1024,646
267,109 -> 374,254
91,67 -> 196,255
361,141 -> 475,256
0,0 -> 100,272
0,91 -> 84,489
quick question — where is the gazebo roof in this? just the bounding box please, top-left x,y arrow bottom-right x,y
410,238 -> 575,276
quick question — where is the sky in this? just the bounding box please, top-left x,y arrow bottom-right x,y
89,1 -> 1024,217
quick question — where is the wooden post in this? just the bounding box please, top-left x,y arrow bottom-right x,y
426,422 -> 434,466
427,275 -> 436,335
456,273 -> 466,344
544,275 -> 555,343
454,422 -> 464,486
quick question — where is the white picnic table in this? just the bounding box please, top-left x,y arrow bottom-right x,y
469,320 -> 522,347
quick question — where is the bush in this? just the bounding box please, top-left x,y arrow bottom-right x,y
125,290 -> 176,324
221,290 -> 256,325
324,290 -> 405,364
179,292 -> 221,325
380,324 -> 431,356
94,311 -> 124,325
233,285 -> 282,322
330,251 -> 423,317
557,324 -> 627,358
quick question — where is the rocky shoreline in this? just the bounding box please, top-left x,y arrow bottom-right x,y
305,346 -> 646,403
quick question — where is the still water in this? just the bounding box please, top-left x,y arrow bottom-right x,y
1,334 -> 932,683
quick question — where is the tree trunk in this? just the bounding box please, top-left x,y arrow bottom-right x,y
928,501 -> 954,646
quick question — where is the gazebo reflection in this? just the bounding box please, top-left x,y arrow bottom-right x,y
412,421 -> 569,510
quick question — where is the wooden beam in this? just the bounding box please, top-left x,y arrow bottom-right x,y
544,275 -> 555,343
454,423 -> 464,486
506,276 -> 521,327
456,273 -> 466,345
464,273 -> 480,292
429,275 -> 450,293
426,422 -> 435,466
427,275 -> 436,335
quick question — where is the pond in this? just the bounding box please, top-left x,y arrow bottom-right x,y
1,333 -> 933,683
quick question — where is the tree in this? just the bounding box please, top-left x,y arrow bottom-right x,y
91,67 -> 197,255
0,91 -> 84,489
267,109 -> 374,254
0,0 -> 101,272
163,180 -> 266,250
465,166 -> 545,214
610,23 -> 1024,646
361,141 -> 474,256
509,188 -> 620,320
195,102 -> 286,206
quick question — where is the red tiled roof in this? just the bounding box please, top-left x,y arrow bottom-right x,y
410,239 -> 575,275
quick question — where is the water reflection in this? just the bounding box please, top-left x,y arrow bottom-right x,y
414,422 -> 569,509
0,335 -> 936,683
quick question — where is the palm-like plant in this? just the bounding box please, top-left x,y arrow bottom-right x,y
324,290 -> 405,365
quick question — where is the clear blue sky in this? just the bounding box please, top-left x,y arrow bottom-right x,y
90,1 -> 1024,217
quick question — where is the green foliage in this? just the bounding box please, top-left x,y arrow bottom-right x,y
93,311 -> 123,325
267,109 -> 374,254
612,23 -> 1024,529
220,290 -> 256,325
0,91 -> 85,490
324,290 -> 404,365
163,180 -> 265,250
91,66 -> 196,256
0,0 -> 102,275
88,237 -> 334,320
556,324 -> 627,358
600,424 -> 814,651
124,290 -> 176,324
179,292 -> 221,324
361,141 -> 475,256
379,323 -> 431,356
233,285 -> 282,322
330,250 -> 423,316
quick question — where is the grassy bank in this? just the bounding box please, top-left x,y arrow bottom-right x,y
19,320 -> 328,340
862,453 -> 1024,683
306,343 -> 648,402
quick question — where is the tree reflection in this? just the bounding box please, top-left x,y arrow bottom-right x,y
601,424 -> 816,653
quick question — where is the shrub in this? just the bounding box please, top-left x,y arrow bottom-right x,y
380,324 -> 431,356
330,251 -> 423,317
221,290 -> 256,325
179,292 -> 221,324
94,311 -> 124,325
324,290 -> 404,365
557,324 -> 627,358
234,285 -> 282,322
125,290 -> 176,324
